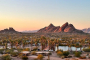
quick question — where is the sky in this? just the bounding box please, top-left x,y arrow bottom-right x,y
0,0 -> 90,31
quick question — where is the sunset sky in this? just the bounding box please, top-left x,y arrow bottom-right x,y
0,0 -> 90,31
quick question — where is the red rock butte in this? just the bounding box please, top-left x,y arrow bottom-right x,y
0,27 -> 19,33
37,22 -> 83,33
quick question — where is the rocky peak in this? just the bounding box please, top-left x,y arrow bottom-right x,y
46,23 -> 55,30
48,23 -> 55,27
67,24 -> 75,27
0,27 -> 18,33
64,24 -> 75,32
37,22 -> 83,33
54,26 -> 60,32
58,22 -> 68,32
4,28 -> 9,31
9,27 -> 15,31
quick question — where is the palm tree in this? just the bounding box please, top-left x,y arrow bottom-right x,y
79,44 -> 82,51
15,40 -> 19,49
75,43 -> 79,52
9,39 -> 14,49
30,39 -> 33,51
5,43 -> 7,49
22,40 -> 27,48
40,36 -> 47,50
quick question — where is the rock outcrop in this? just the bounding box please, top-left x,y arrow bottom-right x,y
9,27 -> 15,31
54,26 -> 60,32
38,23 -> 57,33
0,27 -> 19,33
58,22 -> 68,32
37,22 -> 83,33
64,24 -> 75,32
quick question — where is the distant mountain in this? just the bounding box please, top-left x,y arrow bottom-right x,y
37,22 -> 83,33
0,27 -> 20,33
82,28 -> 90,33
22,30 -> 38,33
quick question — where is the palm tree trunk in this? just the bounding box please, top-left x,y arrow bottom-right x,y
5,43 -> 7,49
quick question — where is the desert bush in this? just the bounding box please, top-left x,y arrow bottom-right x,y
57,51 -> 63,57
31,51 -> 36,55
0,49 -> 4,54
18,53 -> 23,58
37,54 -> 44,60
23,48 -> 30,51
11,52 -> 19,57
56,49 -> 63,53
74,52 -> 81,57
17,48 -> 23,52
22,56 -> 28,60
63,51 -> 69,57
1,54 -> 11,60
5,49 -> 13,54
83,48 -> 90,52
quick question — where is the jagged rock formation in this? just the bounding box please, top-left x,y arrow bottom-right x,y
64,24 -> 75,32
37,22 -> 83,33
54,26 -> 60,32
38,23 -> 60,33
0,27 -> 19,33
58,22 -> 68,32
9,27 -> 15,31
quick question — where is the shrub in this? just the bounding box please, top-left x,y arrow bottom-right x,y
83,48 -> 90,52
18,53 -> 23,58
11,52 -> 18,57
22,56 -> 28,60
23,48 -> 30,51
0,49 -> 4,54
6,49 -> 13,54
17,48 -> 23,52
56,49 -> 63,53
74,52 -> 81,57
57,51 -> 63,57
37,54 -> 44,60
31,51 -> 36,55
1,54 -> 11,60
63,51 -> 69,57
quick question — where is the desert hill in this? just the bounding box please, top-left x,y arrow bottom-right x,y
0,27 -> 20,33
37,22 -> 83,33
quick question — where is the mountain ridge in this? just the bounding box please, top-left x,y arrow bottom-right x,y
82,28 -> 90,33
37,22 -> 83,33
0,27 -> 20,33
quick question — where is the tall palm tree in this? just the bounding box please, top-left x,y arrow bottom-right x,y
9,39 -> 14,49
5,43 -> 7,49
75,43 -> 79,52
40,36 -> 47,50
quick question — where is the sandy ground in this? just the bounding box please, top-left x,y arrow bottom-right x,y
0,46 -> 90,60
11,52 -> 90,60
11,56 -> 90,60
